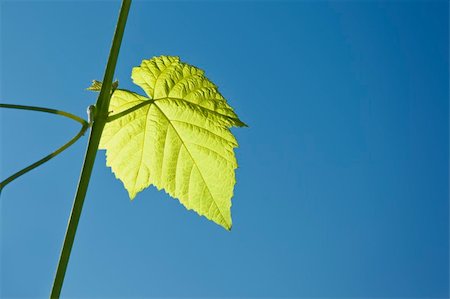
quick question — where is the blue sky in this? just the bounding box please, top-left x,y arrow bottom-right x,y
1,1 -> 448,298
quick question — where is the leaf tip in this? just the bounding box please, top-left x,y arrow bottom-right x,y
221,218 -> 233,231
128,190 -> 137,201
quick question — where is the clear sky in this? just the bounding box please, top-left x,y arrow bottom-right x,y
1,1 -> 448,298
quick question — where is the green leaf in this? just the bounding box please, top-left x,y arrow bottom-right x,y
87,79 -> 119,91
99,56 -> 245,230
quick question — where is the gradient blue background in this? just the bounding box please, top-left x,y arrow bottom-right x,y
1,1 -> 448,298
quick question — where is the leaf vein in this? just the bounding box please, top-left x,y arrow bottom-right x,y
153,103 -> 228,226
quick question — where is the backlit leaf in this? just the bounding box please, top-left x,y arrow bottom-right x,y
98,56 -> 245,230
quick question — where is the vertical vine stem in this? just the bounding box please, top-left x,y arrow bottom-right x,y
51,1 -> 131,297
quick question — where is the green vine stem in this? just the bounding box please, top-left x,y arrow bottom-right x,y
50,1 -> 131,297
0,104 -> 89,193
0,103 -> 87,125
106,99 -> 154,122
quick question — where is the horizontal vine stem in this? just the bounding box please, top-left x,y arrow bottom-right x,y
0,103 -> 89,193
0,103 -> 87,126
